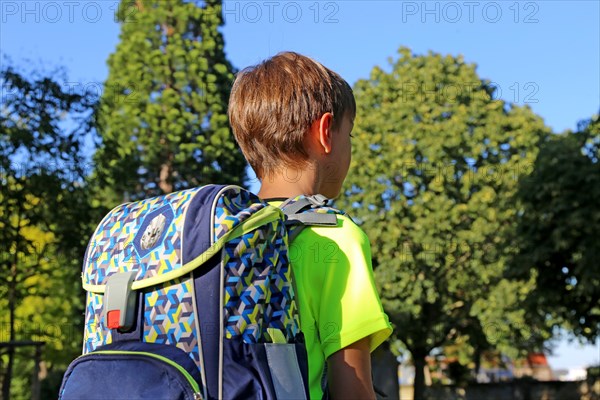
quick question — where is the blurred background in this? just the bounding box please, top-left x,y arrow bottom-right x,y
1,1 -> 599,399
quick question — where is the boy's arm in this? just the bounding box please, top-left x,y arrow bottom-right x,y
327,337 -> 376,400
308,216 -> 392,399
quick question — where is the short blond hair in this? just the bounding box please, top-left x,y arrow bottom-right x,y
228,52 -> 356,179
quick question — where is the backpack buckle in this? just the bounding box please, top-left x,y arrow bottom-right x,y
103,271 -> 137,331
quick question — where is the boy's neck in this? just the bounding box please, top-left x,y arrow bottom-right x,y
257,183 -> 316,200
256,167 -> 321,200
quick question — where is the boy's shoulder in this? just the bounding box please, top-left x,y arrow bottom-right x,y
297,212 -> 367,243
293,212 -> 372,266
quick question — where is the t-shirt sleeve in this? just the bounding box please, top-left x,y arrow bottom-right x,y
307,215 -> 392,359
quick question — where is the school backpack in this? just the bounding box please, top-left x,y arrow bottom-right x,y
58,184 -> 342,400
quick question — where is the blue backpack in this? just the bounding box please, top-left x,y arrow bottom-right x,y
59,185 -> 341,400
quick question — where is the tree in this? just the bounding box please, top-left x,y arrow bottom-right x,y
0,64 -> 97,399
336,47 -> 552,399
440,274 -> 550,383
96,0 -> 245,203
511,114 -> 600,340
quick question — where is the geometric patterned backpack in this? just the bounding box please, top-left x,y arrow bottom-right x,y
58,184 -> 342,400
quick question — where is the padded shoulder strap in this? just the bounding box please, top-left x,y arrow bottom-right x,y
288,212 -> 337,226
279,194 -> 343,242
279,194 -> 329,216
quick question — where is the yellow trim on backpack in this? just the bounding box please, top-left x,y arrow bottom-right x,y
82,205 -> 283,294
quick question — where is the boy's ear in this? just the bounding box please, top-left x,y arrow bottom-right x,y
315,112 -> 334,155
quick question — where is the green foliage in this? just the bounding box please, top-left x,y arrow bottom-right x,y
1,64 -> 97,399
511,114 -> 600,340
337,47 -> 553,396
96,0 -> 245,203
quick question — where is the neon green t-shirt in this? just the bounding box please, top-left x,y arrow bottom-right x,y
269,201 -> 392,399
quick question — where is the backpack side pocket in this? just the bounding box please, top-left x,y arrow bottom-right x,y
221,336 -> 309,400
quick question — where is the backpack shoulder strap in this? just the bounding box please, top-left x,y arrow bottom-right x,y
279,194 -> 344,242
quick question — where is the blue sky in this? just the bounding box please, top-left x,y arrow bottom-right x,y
1,0 -> 599,369
2,1 -> 598,132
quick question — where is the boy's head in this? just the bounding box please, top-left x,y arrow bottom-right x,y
228,52 -> 356,181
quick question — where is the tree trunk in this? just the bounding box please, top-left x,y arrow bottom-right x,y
3,207 -> 24,400
2,263 -> 17,400
158,159 -> 173,194
473,347 -> 482,382
31,344 -> 43,400
412,351 -> 428,400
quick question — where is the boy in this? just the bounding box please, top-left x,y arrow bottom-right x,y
228,52 -> 392,399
